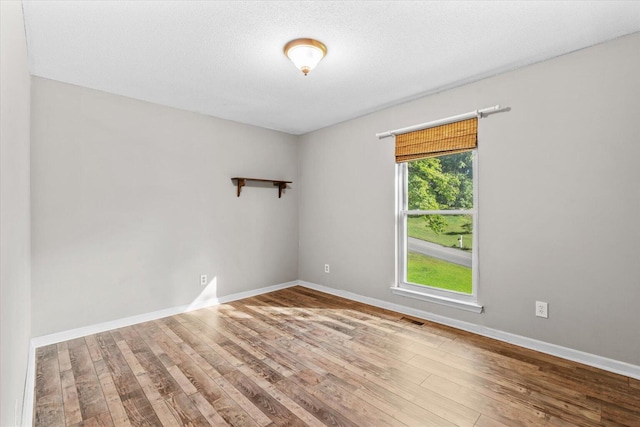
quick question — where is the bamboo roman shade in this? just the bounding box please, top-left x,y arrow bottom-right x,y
395,117 -> 478,163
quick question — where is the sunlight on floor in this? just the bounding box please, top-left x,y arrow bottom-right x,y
187,275 -> 218,310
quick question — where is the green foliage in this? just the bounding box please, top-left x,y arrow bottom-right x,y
406,252 -> 472,294
407,215 -> 473,251
408,158 -> 460,209
407,152 -> 473,234
461,219 -> 473,234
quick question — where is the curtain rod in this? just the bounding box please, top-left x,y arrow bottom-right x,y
375,105 -> 510,139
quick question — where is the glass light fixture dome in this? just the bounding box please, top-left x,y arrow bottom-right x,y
283,38 -> 327,76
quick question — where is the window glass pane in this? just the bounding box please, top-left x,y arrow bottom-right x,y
407,214 -> 473,253
406,214 -> 472,294
407,151 -> 473,211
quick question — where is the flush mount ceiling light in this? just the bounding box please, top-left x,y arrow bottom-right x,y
283,38 -> 327,76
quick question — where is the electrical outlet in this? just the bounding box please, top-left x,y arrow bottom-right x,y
536,301 -> 548,318
324,264 -> 330,273
200,274 -> 208,286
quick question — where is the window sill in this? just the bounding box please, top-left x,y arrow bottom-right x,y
390,286 -> 484,313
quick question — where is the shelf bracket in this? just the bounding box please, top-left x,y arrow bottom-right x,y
236,178 -> 246,197
231,177 -> 292,198
274,181 -> 287,198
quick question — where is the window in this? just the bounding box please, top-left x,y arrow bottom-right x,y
392,118 -> 482,312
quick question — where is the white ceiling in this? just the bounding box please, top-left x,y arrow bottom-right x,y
22,1 -> 640,135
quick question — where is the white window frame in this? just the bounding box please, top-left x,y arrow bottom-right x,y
392,149 -> 483,313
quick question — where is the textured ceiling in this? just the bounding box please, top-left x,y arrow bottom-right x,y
22,1 -> 640,135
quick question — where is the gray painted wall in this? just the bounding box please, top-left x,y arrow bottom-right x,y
1,2 -> 32,425
31,78 -> 299,336
12,25 -> 640,421
299,33 -> 640,365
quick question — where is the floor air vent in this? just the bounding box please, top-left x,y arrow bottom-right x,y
400,316 -> 425,326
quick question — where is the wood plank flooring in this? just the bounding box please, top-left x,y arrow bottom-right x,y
33,286 -> 640,426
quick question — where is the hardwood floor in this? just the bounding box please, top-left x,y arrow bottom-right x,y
33,286 -> 640,426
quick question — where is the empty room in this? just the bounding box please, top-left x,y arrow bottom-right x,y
2,1 -> 640,426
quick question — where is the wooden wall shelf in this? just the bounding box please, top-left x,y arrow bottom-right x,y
231,177 -> 292,198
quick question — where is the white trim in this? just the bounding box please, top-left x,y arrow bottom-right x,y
21,341 -> 36,427
22,278 -> 640,426
297,281 -> 640,380
397,150 -> 479,305
472,148 -> 480,302
397,162 -> 407,285
22,280 -> 298,426
402,209 -> 473,215
29,281 -> 297,348
390,286 -> 483,313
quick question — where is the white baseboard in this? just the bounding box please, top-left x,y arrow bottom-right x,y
22,280 -> 297,427
30,280 -> 298,349
297,280 -> 640,381
22,278 -> 640,427
21,341 -> 36,427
